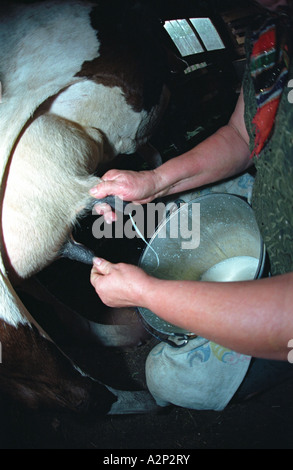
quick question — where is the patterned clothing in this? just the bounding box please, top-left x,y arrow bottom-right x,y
146,336 -> 251,411
249,10 -> 292,157
244,10 -> 293,275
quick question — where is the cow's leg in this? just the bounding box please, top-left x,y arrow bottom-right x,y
0,317 -> 116,414
0,317 -> 158,414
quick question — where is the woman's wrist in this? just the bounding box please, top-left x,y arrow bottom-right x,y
134,272 -> 160,309
151,165 -> 175,199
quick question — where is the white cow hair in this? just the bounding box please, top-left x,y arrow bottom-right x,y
0,0 -> 100,326
49,81 -> 150,155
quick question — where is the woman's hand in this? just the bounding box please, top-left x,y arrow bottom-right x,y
90,257 -> 151,308
90,168 -> 166,223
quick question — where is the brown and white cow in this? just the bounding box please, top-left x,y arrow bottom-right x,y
0,0 -> 183,415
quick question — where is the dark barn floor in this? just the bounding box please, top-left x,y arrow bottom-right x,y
1,329 -> 293,450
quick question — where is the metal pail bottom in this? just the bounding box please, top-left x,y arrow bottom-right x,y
138,193 -> 265,347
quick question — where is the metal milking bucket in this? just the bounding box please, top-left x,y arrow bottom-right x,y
137,193 -> 266,347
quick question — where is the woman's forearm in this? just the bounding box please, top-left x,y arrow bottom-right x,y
141,273 -> 293,361
153,126 -> 251,196
153,89 -> 252,197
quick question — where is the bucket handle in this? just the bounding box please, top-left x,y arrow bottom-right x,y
165,198 -> 186,218
136,309 -> 196,348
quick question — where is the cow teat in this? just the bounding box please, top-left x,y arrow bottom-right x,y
59,235 -> 95,265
